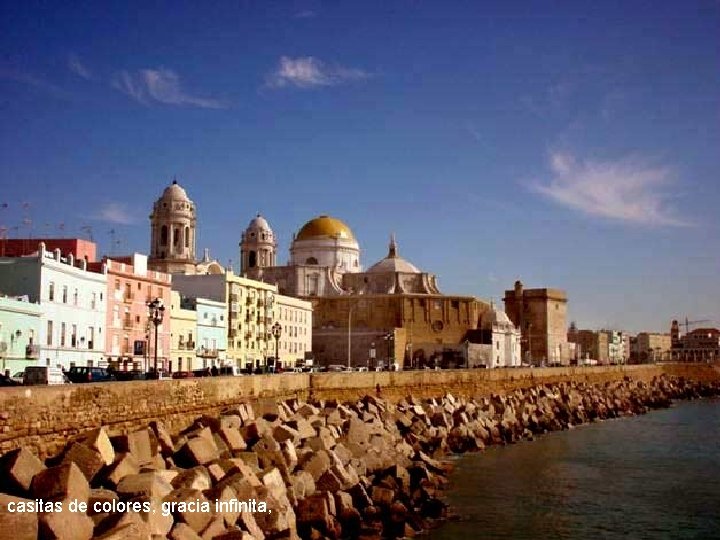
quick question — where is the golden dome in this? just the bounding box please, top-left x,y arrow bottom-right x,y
296,215 -> 355,241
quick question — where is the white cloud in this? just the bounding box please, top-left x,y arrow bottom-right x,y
68,54 -> 92,79
112,67 -> 226,109
532,152 -> 691,227
94,203 -> 136,225
265,56 -> 370,89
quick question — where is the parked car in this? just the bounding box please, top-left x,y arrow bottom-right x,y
10,371 -> 25,384
0,373 -> 22,386
172,371 -> 195,379
23,366 -> 66,385
66,366 -> 115,383
113,370 -> 146,381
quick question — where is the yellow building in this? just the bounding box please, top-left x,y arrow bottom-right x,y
275,294 -> 313,369
169,290 -> 197,373
172,270 -> 312,372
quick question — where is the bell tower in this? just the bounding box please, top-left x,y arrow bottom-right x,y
148,179 -> 197,274
240,214 -> 277,277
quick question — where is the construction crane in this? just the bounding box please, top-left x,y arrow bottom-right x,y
681,318 -> 712,334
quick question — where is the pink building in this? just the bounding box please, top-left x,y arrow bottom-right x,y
89,254 -> 171,371
0,238 -> 97,262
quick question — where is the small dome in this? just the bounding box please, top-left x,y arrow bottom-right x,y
367,257 -> 420,274
367,234 -> 420,273
296,215 -> 355,241
161,180 -> 190,201
247,213 -> 272,232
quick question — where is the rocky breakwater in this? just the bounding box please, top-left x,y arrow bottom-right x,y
0,374 -> 718,540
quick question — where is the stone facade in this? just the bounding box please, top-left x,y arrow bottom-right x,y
503,280 -> 570,365
0,363 -> 717,459
311,294 -> 488,368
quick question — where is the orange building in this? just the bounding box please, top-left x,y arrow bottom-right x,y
89,253 -> 172,371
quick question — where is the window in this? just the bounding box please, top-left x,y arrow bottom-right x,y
73,288 -> 79,306
60,323 -> 66,347
91,292 -> 97,310
49,282 -> 55,301
71,325 -> 77,348
88,327 -> 94,350
161,226 -> 168,246
47,321 -> 53,346
115,279 -> 120,291
185,227 -> 189,248
173,228 -> 180,247
62,286 -> 68,304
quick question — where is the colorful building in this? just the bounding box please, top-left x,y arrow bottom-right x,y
169,290 -> 197,373
0,238 -> 97,262
0,243 -> 107,369
89,254 -> 172,372
0,295 -> 41,375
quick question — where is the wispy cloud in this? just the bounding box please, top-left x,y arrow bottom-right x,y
68,54 -> 92,79
531,152 -> 691,227
0,67 -> 70,99
294,10 -> 316,18
265,56 -> 370,89
111,67 -> 226,108
93,203 -> 136,225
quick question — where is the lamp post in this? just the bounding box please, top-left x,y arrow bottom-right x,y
347,305 -> 353,370
271,322 -> 282,372
369,342 -> 376,370
147,298 -> 165,375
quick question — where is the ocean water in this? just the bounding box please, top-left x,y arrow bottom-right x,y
429,399 -> 720,540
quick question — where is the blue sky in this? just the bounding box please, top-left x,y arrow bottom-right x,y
1,0 -> 718,333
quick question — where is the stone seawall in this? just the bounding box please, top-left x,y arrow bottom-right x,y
1,363 -> 718,458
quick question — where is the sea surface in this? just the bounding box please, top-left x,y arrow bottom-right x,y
428,399 -> 720,540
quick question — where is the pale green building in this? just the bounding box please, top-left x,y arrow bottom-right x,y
0,295 -> 42,375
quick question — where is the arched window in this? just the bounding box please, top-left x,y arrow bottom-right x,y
160,226 -> 168,246
185,227 -> 190,248
248,251 -> 257,268
173,228 -> 180,247
305,257 -> 318,265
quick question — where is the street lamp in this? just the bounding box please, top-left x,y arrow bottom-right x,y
147,298 -> 165,375
271,322 -> 282,372
347,305 -> 354,370
369,342 -> 376,370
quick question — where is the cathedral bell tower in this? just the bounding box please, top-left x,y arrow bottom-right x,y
148,179 -> 197,274
240,214 -> 277,277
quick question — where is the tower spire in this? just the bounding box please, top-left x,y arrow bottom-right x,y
388,233 -> 398,258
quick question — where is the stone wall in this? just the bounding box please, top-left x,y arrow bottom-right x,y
1,363 -> 718,459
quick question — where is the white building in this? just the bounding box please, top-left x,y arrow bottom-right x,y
466,307 -> 521,368
0,243 -> 107,369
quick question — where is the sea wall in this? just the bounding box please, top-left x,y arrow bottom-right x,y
0,363 -> 718,458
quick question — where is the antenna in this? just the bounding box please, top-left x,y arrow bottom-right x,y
80,225 -> 93,242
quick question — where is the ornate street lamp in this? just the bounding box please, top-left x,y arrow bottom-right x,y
271,321 -> 282,372
147,298 -> 165,375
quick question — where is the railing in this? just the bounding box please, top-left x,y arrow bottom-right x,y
186,341 -> 195,349
123,319 -> 133,330
228,329 -> 237,338
197,348 -> 218,358
25,344 -> 39,358
246,297 -> 254,305
257,299 -> 264,307
123,292 -> 134,302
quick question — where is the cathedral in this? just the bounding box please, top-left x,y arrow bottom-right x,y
146,180 -> 521,369
239,214 -> 515,368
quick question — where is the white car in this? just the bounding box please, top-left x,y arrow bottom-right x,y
10,371 -> 24,384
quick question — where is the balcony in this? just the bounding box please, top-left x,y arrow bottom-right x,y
257,299 -> 264,307
246,297 -> 254,305
265,317 -> 272,325
123,292 -> 134,303
229,294 -> 239,302
245,332 -> 252,339
123,318 -> 134,330
229,329 -> 237,338
186,341 -> 195,350
197,347 -> 218,358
